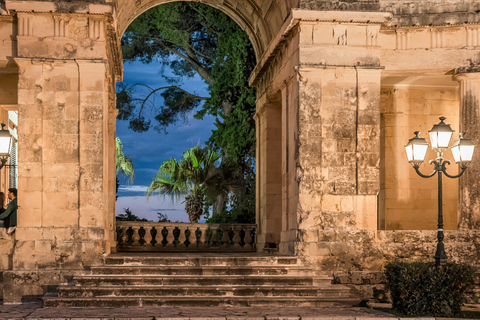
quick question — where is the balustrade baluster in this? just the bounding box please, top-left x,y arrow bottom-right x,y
206,227 -> 213,247
126,226 -> 135,246
232,226 -> 241,248
250,228 -> 256,248
194,227 -> 202,247
173,227 -> 181,247
115,222 -> 256,252
199,225 -> 208,249
221,227 -> 230,248
138,227 -> 146,246
239,228 -> 246,247
166,226 -> 175,248
184,228 -> 191,247
214,228 -> 222,247
161,227 -> 169,246
150,227 -> 158,246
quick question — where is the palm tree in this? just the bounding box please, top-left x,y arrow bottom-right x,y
116,138 -> 134,199
147,146 -> 237,223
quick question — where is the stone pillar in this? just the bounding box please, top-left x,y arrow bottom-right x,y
454,71 -> 480,229
279,79 -> 300,255
292,16 -> 384,262
2,7 -> 118,302
5,58 -> 109,303
255,101 -> 282,251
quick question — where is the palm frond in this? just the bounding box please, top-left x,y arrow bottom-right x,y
116,137 -> 135,183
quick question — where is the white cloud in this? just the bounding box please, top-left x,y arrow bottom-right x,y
118,185 -> 149,192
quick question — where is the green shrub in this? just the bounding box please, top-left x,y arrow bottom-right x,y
384,261 -> 476,317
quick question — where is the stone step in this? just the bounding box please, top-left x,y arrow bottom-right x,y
73,275 -> 316,287
87,265 -> 313,276
104,255 -> 299,267
57,285 -> 351,298
43,296 -> 361,308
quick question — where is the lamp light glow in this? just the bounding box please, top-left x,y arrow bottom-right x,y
451,133 -> 476,164
405,131 -> 429,164
0,123 -> 12,157
428,117 -> 454,149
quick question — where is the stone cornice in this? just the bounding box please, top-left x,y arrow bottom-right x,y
249,9 -> 392,88
383,22 -> 480,30
5,1 -> 113,14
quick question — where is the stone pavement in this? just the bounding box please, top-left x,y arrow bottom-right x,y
0,303 -> 479,320
0,303 -> 397,320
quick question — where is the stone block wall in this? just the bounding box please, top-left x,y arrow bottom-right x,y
380,87 -> 460,230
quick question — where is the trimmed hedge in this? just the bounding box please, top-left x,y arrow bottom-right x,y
384,261 -> 476,317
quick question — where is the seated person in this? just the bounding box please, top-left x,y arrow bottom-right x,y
0,188 -> 17,235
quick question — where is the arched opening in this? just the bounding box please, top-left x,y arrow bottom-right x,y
113,1 -> 277,252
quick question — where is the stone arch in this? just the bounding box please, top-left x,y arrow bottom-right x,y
114,0 -> 291,60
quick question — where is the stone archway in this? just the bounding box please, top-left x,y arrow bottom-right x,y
3,0 -> 480,304
115,0 -> 289,60
113,0 -> 293,253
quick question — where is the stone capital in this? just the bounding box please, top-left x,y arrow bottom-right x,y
454,61 -> 480,81
454,71 -> 480,83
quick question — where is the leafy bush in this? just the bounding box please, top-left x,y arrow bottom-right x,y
384,261 -> 476,317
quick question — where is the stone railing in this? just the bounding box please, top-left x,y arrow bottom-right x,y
115,222 -> 256,252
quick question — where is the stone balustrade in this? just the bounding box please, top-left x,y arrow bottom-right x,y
115,222 -> 256,252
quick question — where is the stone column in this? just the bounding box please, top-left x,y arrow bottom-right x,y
454,71 -> 480,229
279,79 -> 300,255
292,16 -> 384,262
4,58 -> 109,303
254,101 -> 282,251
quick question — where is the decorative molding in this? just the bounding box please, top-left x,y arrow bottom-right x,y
18,15 -> 32,36
395,30 -> 408,49
89,18 -> 105,40
466,26 -> 480,47
53,16 -> 69,38
430,28 -> 444,49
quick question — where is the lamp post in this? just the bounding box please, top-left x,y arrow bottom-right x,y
405,117 -> 476,266
0,123 -> 13,170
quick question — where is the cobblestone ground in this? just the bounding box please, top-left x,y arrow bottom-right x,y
0,303 -> 399,320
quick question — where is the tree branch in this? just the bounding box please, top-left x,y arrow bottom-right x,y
129,84 -> 208,117
152,38 -> 215,86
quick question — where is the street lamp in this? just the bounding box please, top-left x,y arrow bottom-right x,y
405,116 -> 476,266
0,123 -> 13,169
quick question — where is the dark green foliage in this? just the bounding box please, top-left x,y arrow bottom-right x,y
116,208 -> 149,222
157,212 -> 171,222
119,2 -> 257,221
384,261 -> 476,317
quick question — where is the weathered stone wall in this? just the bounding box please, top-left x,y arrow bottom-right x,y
0,4 -> 120,302
311,229 -> 480,299
299,0 -> 480,26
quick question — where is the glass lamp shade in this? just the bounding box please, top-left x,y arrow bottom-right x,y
0,124 -> 12,157
451,133 -> 476,164
428,116 -> 454,149
405,131 -> 429,164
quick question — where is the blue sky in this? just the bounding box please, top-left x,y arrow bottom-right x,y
115,60 -> 216,222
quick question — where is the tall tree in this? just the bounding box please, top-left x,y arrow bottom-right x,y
118,2 -> 256,221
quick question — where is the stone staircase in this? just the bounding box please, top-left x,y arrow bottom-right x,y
43,254 -> 359,307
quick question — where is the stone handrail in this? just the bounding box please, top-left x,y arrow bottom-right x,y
115,222 -> 256,252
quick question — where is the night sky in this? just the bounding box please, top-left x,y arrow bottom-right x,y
115,60 -> 216,222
